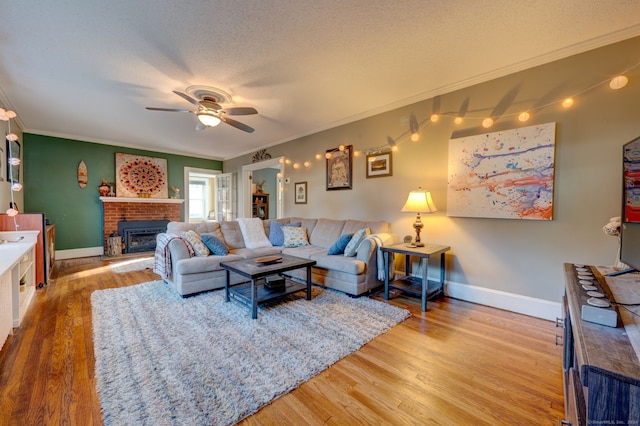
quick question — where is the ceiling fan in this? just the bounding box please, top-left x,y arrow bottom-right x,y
146,88 -> 257,133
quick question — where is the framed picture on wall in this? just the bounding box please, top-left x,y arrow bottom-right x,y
6,139 -> 20,183
366,151 -> 392,178
326,145 -> 352,190
294,181 -> 307,204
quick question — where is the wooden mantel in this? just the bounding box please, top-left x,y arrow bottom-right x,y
99,197 -> 184,204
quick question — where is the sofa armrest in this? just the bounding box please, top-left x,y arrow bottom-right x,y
168,238 -> 192,262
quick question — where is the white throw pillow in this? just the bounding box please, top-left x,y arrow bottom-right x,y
237,217 -> 272,249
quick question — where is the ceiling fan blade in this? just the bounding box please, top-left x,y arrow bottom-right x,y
146,107 -> 193,113
223,107 -> 258,116
221,116 -> 255,133
173,90 -> 200,106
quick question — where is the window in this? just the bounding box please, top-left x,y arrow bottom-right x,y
189,180 -> 206,219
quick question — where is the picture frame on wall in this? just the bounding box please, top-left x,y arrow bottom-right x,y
6,139 -> 20,183
294,181 -> 307,204
326,145 -> 353,190
366,151 -> 392,178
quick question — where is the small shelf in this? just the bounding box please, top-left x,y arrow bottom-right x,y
388,275 -> 443,299
229,278 -> 306,306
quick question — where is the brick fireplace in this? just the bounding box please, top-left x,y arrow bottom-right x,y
100,197 -> 183,254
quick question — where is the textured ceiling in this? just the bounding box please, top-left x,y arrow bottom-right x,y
1,1 -> 640,160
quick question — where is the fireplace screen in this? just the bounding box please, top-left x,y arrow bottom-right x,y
118,220 -> 169,253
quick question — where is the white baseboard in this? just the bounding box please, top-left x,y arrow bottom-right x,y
445,280 -> 562,322
56,246 -> 103,260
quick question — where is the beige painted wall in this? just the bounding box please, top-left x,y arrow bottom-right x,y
225,36 -> 640,304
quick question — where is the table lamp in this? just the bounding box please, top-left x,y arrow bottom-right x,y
401,188 -> 437,247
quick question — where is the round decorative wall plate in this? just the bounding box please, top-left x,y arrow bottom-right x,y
115,153 -> 168,198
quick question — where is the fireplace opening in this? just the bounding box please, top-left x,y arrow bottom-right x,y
118,220 -> 169,253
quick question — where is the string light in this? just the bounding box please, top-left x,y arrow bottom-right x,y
482,118 -> 494,128
303,161 -> 310,167
284,65 -> 636,173
1,109 -> 21,227
609,75 -> 628,90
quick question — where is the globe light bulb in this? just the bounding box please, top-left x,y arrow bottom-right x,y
518,112 -> 530,122
315,154 -> 322,160
303,161 -> 310,167
411,132 -> 420,142
454,117 -> 463,125
562,98 -> 574,108
430,114 -> 439,123
325,152 -> 332,159
609,75 -> 628,90
482,118 -> 494,128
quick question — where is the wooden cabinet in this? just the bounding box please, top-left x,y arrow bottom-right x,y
562,263 -> 640,425
252,193 -> 269,220
0,213 -> 50,286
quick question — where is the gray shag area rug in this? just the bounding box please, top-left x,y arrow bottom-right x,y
91,280 -> 410,425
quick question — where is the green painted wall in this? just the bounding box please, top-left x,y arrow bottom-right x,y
23,134 -> 222,250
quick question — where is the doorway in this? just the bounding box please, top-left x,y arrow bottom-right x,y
241,157 -> 284,219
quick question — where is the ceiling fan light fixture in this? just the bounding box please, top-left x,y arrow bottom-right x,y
197,112 -> 221,127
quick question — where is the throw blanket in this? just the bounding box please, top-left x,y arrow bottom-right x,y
153,233 -> 195,278
366,233 -> 395,280
237,217 -> 272,248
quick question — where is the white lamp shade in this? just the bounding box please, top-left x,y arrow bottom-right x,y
401,190 -> 437,213
197,113 -> 221,127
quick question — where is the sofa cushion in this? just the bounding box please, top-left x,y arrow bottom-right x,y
180,230 -> 210,256
282,245 -> 326,259
327,234 -> 353,255
201,233 -> 229,256
283,226 -> 310,247
344,228 -> 371,257
230,246 -> 283,259
269,221 -> 301,246
175,253 -> 242,274
220,221 -> 246,249
309,218 -> 346,248
311,254 -> 366,275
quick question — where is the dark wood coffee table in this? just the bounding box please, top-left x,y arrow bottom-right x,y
220,254 -> 316,319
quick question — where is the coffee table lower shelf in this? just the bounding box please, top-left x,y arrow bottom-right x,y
228,279 -> 307,307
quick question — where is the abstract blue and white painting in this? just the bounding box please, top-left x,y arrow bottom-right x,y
447,122 -> 556,220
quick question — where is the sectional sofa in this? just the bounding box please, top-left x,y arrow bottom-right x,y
155,217 -> 395,297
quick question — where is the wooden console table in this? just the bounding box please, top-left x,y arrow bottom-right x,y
382,243 -> 450,312
561,263 -> 640,425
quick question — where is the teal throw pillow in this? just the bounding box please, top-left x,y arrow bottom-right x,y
201,233 -> 229,256
269,221 -> 301,246
343,228 -> 370,257
327,234 -> 353,255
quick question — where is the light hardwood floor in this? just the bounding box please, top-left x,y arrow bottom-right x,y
0,256 -> 565,425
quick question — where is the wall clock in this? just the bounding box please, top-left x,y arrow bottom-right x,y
115,153 -> 168,198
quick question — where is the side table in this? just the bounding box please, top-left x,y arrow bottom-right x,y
381,243 -> 450,312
